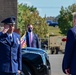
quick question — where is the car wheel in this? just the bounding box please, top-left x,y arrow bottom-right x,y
22,63 -> 32,75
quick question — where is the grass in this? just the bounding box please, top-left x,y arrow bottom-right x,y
48,26 -> 62,36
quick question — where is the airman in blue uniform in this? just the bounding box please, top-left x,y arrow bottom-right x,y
0,16 -> 22,75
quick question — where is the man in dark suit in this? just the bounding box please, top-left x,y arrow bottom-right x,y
0,16 -> 22,75
62,13 -> 76,75
26,24 -> 40,48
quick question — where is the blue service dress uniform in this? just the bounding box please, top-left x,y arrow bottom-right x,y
0,32 -> 22,75
62,26 -> 76,75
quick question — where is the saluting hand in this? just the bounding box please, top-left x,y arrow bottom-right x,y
2,25 -> 9,34
18,70 -> 21,74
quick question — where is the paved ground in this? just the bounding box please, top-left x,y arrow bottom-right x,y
49,54 -> 66,75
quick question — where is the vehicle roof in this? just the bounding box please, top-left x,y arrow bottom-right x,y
22,47 -> 47,54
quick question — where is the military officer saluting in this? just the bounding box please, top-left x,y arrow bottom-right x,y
0,16 -> 22,75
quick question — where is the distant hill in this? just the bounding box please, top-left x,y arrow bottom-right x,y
45,15 -> 59,22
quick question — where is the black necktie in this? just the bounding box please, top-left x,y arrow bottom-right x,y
10,36 -> 13,42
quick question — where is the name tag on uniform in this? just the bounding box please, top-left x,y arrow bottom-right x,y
17,38 -> 20,44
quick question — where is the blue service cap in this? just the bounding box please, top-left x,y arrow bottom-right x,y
1,16 -> 16,25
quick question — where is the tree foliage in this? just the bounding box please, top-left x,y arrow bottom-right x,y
18,3 -> 49,38
58,4 -> 76,35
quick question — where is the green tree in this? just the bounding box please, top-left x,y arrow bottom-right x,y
58,4 -> 76,35
18,3 -> 49,38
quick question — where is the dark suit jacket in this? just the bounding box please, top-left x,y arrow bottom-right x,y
26,32 -> 40,48
62,26 -> 76,75
0,32 -> 22,73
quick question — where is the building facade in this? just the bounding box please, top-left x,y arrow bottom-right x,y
0,0 -> 17,28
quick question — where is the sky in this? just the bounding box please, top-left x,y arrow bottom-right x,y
18,0 -> 76,17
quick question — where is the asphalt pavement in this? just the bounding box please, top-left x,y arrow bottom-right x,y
49,54 -> 66,75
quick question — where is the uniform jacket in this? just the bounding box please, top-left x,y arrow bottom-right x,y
0,32 -> 22,73
62,26 -> 76,75
26,32 -> 40,48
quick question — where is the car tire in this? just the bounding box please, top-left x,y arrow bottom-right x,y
22,63 -> 32,75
